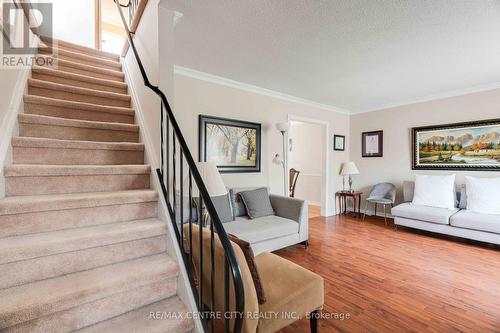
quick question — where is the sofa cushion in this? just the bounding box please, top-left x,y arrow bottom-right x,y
223,215 -> 299,243
211,194 -> 234,223
450,210 -> 500,235
239,188 -> 275,219
256,252 -> 324,333
228,234 -> 266,304
391,203 -> 459,225
229,187 -> 262,218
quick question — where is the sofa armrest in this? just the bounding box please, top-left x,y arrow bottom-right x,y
269,194 -> 308,241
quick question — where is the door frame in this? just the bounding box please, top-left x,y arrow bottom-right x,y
287,114 -> 330,217
94,0 -> 101,49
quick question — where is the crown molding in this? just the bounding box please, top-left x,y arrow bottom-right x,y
352,81 -> 500,114
173,66 -> 351,115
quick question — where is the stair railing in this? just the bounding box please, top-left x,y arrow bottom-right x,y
114,2 -> 245,332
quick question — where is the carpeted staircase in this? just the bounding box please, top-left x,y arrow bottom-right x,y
0,38 -> 194,332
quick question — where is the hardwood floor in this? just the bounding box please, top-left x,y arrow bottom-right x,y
309,205 -> 322,218
275,215 -> 500,333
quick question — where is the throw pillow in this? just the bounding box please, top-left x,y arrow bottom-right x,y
412,174 -> 456,210
210,194 -> 234,223
458,184 -> 467,209
466,176 -> 500,215
228,234 -> 266,304
238,188 -> 275,219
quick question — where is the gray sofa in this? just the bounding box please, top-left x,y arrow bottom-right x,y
222,187 -> 309,255
392,181 -> 500,245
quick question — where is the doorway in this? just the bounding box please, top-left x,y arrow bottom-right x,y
287,115 -> 329,217
95,0 -> 128,54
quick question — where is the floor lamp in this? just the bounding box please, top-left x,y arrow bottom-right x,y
275,121 -> 290,196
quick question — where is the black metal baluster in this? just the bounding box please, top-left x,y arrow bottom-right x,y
188,170 -> 193,274
166,117 -> 170,205
224,258 -> 230,333
180,151 -> 184,251
173,135 -> 176,224
199,197 -> 204,311
210,219 -> 215,332
160,102 -> 164,180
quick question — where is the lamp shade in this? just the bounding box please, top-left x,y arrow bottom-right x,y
195,162 -> 227,196
276,121 -> 290,133
340,162 -> 360,175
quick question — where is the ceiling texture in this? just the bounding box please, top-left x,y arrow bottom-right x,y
167,0 -> 500,113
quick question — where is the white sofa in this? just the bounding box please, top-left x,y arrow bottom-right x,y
392,181 -> 500,245
222,187 -> 309,255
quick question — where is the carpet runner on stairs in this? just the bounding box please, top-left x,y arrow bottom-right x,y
0,38 -> 193,332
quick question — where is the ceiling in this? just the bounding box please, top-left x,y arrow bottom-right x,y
167,0 -> 500,113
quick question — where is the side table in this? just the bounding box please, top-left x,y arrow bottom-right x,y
336,191 -> 362,217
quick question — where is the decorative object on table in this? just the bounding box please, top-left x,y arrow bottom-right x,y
191,162 -> 233,224
334,134 -> 345,151
363,183 -> 396,225
199,115 -> 261,173
289,168 -> 300,197
412,118 -> 500,171
340,161 -> 360,192
336,191 -> 362,217
275,121 -> 290,196
362,130 -> 383,157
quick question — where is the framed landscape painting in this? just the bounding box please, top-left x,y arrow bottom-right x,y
199,115 -> 261,173
412,118 -> 500,171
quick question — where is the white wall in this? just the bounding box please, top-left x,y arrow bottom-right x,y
350,88 -> 500,209
124,0 -> 161,168
173,73 -> 350,216
289,121 -> 323,204
50,0 -> 95,47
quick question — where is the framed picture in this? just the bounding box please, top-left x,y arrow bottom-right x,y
362,130 -> 383,157
412,118 -> 500,171
334,135 -> 345,151
199,115 -> 261,173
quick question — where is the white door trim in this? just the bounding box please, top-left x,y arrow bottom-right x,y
287,114 -> 330,217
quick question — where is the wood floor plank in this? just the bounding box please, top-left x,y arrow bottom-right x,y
275,215 -> 500,333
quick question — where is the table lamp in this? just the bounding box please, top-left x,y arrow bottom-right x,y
340,162 -> 360,193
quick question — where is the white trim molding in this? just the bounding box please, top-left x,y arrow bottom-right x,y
174,65 -> 351,115
287,114 -> 331,217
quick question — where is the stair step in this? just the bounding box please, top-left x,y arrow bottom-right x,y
4,278 -> 178,333
0,235 -> 168,290
19,114 -> 139,143
32,67 -> 127,94
0,218 -> 166,265
78,297 -> 194,333
0,190 -> 158,238
40,36 -> 120,62
0,254 -> 178,329
12,137 -> 145,165
39,47 -> 122,71
24,95 -> 135,124
36,55 -> 124,82
4,164 -> 151,195
28,79 -> 131,108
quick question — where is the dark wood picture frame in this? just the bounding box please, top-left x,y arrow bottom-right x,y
362,130 -> 383,157
334,135 -> 345,151
199,115 -> 262,173
412,118 -> 500,171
